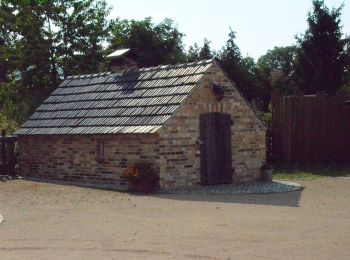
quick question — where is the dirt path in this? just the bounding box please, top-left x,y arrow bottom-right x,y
0,177 -> 349,259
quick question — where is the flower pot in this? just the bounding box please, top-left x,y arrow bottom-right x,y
261,169 -> 273,182
131,180 -> 158,193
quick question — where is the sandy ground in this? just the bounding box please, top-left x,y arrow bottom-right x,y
0,177 -> 349,260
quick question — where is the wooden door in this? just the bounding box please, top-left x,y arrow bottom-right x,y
200,112 -> 233,185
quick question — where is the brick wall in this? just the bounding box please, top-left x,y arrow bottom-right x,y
158,62 -> 266,188
19,134 -> 159,190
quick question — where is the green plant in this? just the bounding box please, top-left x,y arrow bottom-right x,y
273,165 -> 350,180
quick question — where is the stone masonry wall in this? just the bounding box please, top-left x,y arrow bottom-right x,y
158,62 -> 266,189
19,134 -> 159,190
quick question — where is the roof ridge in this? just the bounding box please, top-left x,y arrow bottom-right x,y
67,72 -> 111,80
135,59 -> 214,73
66,59 -> 213,79
144,59 -> 214,71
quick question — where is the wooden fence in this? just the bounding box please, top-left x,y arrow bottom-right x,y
271,90 -> 350,165
0,130 -> 17,176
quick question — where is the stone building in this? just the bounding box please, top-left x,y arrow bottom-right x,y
16,59 -> 266,189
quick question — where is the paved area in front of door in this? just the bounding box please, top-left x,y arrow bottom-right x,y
159,180 -> 301,195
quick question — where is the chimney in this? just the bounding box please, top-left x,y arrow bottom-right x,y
270,69 -> 284,85
106,48 -> 138,73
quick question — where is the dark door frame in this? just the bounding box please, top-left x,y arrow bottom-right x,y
199,112 -> 233,185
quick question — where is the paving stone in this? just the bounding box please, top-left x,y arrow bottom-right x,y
159,180 -> 302,195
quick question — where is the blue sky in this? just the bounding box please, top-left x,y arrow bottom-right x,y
107,0 -> 350,60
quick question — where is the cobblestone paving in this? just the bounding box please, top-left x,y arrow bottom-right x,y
160,180 -> 302,195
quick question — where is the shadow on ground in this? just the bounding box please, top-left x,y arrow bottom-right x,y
153,189 -> 303,208
4,177 -> 303,208
0,175 -> 18,182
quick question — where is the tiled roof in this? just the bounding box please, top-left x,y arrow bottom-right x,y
16,59 -> 213,135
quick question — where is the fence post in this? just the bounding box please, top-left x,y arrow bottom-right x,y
8,138 -> 16,177
1,130 -> 7,175
271,89 -> 279,163
295,90 -> 304,164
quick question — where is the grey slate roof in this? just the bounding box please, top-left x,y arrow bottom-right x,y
16,59 -> 213,135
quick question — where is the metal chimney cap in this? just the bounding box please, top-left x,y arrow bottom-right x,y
106,49 -> 130,59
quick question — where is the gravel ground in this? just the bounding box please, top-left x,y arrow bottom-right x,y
0,177 -> 349,259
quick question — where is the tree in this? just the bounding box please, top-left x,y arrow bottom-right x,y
0,0 -> 112,132
186,43 -> 200,62
342,38 -> 350,93
0,81 -> 31,133
258,46 -> 297,76
218,29 -> 256,101
0,2 -> 17,83
219,29 -> 241,62
1,0 -> 111,91
199,38 -> 213,60
187,38 -> 214,62
55,0 -> 112,77
109,18 -> 186,67
2,1 -> 55,100
257,46 -> 298,94
295,0 -> 347,94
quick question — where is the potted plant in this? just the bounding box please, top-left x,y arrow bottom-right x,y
261,162 -> 273,182
122,161 -> 159,193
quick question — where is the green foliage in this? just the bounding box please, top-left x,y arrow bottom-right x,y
186,43 -> 201,62
251,101 -> 272,125
257,46 -> 298,94
109,17 -> 186,67
184,29 -> 275,113
254,46 -> 299,110
1,0 -> 111,88
0,0 -> 112,131
55,0 -> 112,76
186,38 -> 214,62
343,39 -> 350,91
0,82 -> 31,134
274,165 -> 350,180
218,29 -> 251,99
218,29 -> 268,110
199,38 -> 214,60
1,0 -> 349,133
295,0 -> 348,94
0,2 -> 17,82
258,46 -> 298,76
